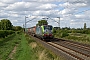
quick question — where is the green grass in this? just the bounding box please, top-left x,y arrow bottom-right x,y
68,33 -> 90,44
14,33 -> 36,60
0,32 -> 64,60
0,33 -> 20,60
62,33 -> 90,44
26,34 -> 64,60
54,32 -> 90,44
14,34 -> 64,60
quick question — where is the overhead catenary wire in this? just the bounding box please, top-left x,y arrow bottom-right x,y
26,16 -> 38,23
73,9 -> 90,15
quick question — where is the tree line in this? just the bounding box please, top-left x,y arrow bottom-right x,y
0,19 -> 12,30
0,19 -> 23,38
0,19 -> 22,31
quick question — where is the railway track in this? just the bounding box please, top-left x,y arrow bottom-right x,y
48,42 -> 90,60
29,35 -> 90,60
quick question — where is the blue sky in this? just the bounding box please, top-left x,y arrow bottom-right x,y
0,0 -> 90,28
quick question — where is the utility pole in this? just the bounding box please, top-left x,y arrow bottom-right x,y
24,16 -> 38,33
23,24 -> 24,32
57,17 -> 60,29
25,16 -> 28,33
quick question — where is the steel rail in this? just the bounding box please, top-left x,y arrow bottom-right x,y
48,42 -> 90,60
28,35 -> 90,60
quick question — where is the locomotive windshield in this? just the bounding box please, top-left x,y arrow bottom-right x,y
44,25 -> 52,30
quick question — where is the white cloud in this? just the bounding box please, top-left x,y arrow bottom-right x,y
5,2 -> 32,11
68,0 -> 86,3
5,2 -> 58,11
0,11 -> 9,18
59,2 -> 87,10
0,0 -> 18,4
22,0 -> 62,3
37,3 -> 57,10
0,2 -> 7,7
75,14 -> 85,19
0,0 -> 90,28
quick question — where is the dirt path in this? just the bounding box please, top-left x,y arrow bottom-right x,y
7,44 -> 18,60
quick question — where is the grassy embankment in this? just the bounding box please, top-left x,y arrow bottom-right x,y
0,32 -> 20,60
54,30 -> 90,44
0,32 -> 64,60
65,33 -> 90,44
14,33 -> 64,60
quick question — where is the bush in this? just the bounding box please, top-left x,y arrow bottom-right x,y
0,30 -> 15,38
53,28 -> 56,33
82,30 -> 90,34
16,31 -> 21,34
61,32 -> 69,38
0,31 -> 5,38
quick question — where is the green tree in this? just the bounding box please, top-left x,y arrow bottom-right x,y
0,22 -> 1,30
84,23 -> 86,30
36,20 -> 48,26
12,26 -> 22,31
0,19 -> 13,30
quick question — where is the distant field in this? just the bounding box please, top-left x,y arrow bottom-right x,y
62,33 -> 90,44
54,30 -> 90,45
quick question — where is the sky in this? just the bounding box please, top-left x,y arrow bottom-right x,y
0,0 -> 90,28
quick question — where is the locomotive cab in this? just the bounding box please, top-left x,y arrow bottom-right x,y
42,25 -> 53,39
36,25 -> 54,39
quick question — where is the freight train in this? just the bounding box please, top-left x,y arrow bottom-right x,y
27,25 -> 54,40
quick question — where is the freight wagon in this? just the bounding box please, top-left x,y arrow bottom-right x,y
28,26 -> 36,36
